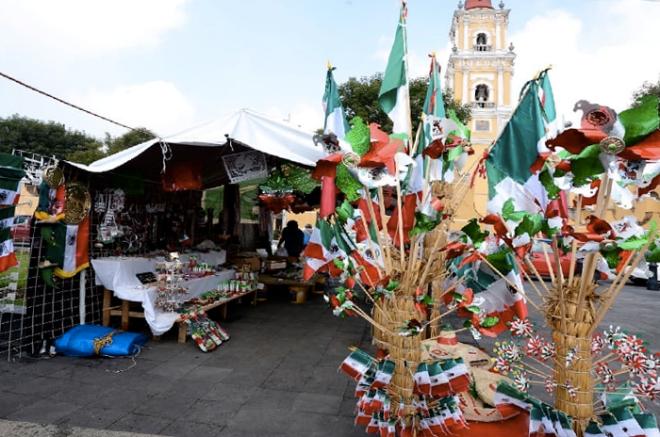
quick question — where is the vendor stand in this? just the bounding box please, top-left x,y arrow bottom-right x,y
55,109 -> 325,347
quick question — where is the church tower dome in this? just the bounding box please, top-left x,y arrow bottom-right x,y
465,0 -> 493,10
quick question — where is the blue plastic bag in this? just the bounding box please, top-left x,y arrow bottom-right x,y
55,324 -> 148,357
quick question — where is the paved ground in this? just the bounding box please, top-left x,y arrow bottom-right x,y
0,284 -> 657,436
0,419 -> 162,437
0,294 -> 370,437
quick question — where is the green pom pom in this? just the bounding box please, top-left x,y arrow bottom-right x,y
335,164 -> 361,202
345,117 -> 371,156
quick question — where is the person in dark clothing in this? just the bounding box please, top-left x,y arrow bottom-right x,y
278,220 -> 305,258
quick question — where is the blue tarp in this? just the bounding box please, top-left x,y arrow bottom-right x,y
55,325 -> 148,357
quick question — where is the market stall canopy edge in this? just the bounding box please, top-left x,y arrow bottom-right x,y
65,108 -> 325,188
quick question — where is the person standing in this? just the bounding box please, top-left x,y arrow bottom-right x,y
278,220 -> 305,260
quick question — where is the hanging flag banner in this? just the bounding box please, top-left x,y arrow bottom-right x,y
222,151 -> 268,184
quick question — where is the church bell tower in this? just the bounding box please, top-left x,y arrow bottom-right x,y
446,0 -> 515,146
447,0 -> 515,221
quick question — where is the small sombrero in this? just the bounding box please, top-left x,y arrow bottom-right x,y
421,327 -> 491,368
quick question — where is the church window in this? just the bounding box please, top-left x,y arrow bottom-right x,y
474,84 -> 490,104
475,32 -> 490,51
475,120 -> 490,131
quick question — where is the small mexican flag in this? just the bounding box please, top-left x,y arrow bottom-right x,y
44,215 -> 90,279
0,206 -> 15,228
378,2 -> 411,137
634,413 -> 660,437
493,381 -> 531,417
413,362 -> 431,395
408,54 -> 447,194
0,153 -> 25,206
0,178 -> 21,206
0,227 -> 18,272
610,407 -> 645,436
303,220 -> 346,280
339,348 -> 374,380
323,66 -> 349,140
486,69 -> 558,215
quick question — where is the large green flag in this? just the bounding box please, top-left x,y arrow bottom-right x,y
322,66 -> 349,139
378,2 -> 411,137
486,70 -> 557,215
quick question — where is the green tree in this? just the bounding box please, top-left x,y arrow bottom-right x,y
632,75 -> 660,107
0,114 -> 101,159
66,142 -> 105,164
338,73 -> 472,133
105,128 -> 155,156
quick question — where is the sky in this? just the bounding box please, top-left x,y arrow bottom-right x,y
1,0 -> 659,140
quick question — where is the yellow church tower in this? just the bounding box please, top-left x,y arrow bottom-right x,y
446,0 -> 515,222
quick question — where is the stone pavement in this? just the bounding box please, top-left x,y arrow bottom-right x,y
0,294 -> 370,437
0,419 -> 162,437
0,284 -> 658,436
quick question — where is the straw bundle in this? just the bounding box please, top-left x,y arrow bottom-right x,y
384,296 -> 422,417
546,278 -> 597,429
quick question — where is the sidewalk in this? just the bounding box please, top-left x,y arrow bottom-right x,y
0,297 -> 369,437
0,419 -> 163,437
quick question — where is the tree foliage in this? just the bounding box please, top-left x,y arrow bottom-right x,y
338,73 -> 472,133
0,114 -> 154,165
0,114 -> 101,159
632,75 -> 660,107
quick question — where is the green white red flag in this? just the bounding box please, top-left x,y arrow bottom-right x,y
44,216 -> 90,279
486,69 -> 559,216
378,2 -> 411,138
323,66 -> 349,140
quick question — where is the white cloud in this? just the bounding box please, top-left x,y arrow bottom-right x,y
509,1 -> 660,124
0,0 -> 189,57
76,81 -> 196,136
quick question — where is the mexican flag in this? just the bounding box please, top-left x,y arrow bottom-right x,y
486,70 -> 558,215
634,413 -> 660,437
378,2 -> 411,137
493,381 -> 531,417
0,178 -> 21,206
0,153 -> 24,207
323,66 -> 349,140
0,227 -> 18,272
339,348 -> 374,380
44,215 -> 90,279
408,54 -> 447,194
610,407 -> 645,436
413,362 -> 431,395
0,206 -> 15,228
303,220 -> 346,280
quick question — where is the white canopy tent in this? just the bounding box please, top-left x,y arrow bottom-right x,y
66,108 -> 324,175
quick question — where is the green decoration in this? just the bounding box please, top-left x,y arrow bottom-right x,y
260,164 -> 318,195
480,316 -> 500,328
502,199 -> 526,222
515,213 -> 544,238
410,212 -> 440,237
486,247 -> 516,276
539,168 -> 561,200
335,164 -> 362,202
619,95 -> 660,145
336,200 -> 354,223
570,144 -> 604,186
461,219 -> 489,247
345,117 -> 371,156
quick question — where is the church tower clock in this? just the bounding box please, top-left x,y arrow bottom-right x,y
446,0 -> 516,219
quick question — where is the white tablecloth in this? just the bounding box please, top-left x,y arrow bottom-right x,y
91,254 -> 233,335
